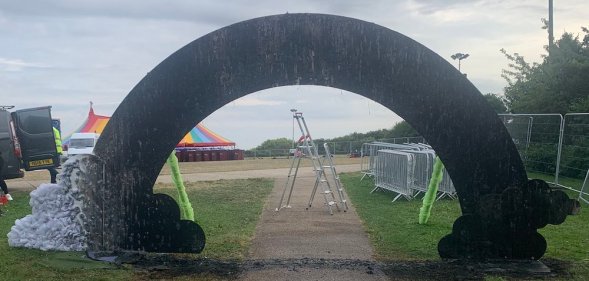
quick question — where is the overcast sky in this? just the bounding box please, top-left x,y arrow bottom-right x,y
1,1 -> 587,149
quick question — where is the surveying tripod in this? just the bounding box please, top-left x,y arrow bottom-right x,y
275,111 -> 348,214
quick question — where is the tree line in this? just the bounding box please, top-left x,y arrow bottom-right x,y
249,121 -> 419,153
249,27 -> 588,178
493,26 -> 589,178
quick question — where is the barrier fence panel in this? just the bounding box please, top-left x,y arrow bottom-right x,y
405,143 -> 432,151
245,137 -> 425,160
500,115 -> 533,160
579,169 -> 589,204
402,148 -> 455,200
361,142 -> 421,180
244,148 -> 291,158
559,113 -> 589,192
402,150 -> 435,195
313,137 -> 425,156
360,143 -> 372,176
373,149 -> 415,202
500,114 -> 563,183
438,167 -> 457,200
499,112 -> 589,195
314,141 -> 339,155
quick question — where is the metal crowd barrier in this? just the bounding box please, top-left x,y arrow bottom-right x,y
373,149 -> 415,202
365,141 -> 456,202
403,150 -> 435,195
580,169 -> 589,205
404,143 -> 432,151
361,142 -> 421,180
438,168 -> 457,200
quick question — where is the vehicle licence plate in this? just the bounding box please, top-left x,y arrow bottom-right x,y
29,158 -> 54,167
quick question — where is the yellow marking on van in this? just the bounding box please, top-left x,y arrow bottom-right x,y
28,158 -> 54,167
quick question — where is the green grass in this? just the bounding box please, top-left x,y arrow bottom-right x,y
525,173 -> 589,261
340,173 -> 461,260
3,172 -> 586,280
0,190 -> 133,281
527,171 -> 585,190
154,178 -> 274,260
341,172 -> 589,279
540,212 -> 589,260
0,178 -> 273,280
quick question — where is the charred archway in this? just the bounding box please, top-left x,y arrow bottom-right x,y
93,13 -> 576,259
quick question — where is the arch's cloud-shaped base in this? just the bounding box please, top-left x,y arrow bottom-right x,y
92,13 -> 577,258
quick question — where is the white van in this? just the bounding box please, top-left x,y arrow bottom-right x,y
66,133 -> 100,156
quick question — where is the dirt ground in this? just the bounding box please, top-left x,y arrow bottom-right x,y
9,156 -> 363,182
127,254 -> 574,281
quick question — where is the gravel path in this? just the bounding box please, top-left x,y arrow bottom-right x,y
236,165 -> 388,281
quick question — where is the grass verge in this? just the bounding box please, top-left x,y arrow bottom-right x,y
154,178 -> 274,260
341,172 -> 589,279
340,172 -> 461,260
0,190 -> 133,281
0,178 -> 273,280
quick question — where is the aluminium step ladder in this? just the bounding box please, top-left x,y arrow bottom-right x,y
313,142 -> 348,211
275,111 -> 348,214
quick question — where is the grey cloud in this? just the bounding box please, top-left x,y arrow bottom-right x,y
2,0 -> 587,148
0,58 -> 53,71
408,0 -> 484,15
1,0 -> 235,25
0,0 -> 331,26
408,0 -> 545,16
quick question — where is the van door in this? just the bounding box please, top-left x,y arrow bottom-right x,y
11,106 -> 59,171
0,109 -> 24,179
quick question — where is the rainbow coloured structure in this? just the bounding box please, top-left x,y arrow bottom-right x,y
177,124 -> 235,148
63,105 -> 235,149
62,106 -> 109,147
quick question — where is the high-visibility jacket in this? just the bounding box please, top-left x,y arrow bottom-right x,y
53,127 -> 63,154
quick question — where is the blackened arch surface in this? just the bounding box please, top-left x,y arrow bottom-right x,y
93,14 -> 543,257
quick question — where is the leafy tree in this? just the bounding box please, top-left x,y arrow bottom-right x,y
387,121 -> 419,138
501,27 -> 589,114
250,120 -> 421,155
316,121 -> 419,144
252,137 -> 292,150
501,27 -> 589,179
483,93 -> 507,113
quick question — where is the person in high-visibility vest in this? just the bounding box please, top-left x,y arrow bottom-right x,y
53,127 -> 62,154
48,127 -> 62,184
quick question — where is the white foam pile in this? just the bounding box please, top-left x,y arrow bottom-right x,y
7,158 -> 87,251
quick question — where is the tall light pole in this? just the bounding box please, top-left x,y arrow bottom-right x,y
548,0 -> 554,52
451,52 -> 470,72
290,108 -> 297,149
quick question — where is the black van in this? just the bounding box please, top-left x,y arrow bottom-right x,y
0,106 -> 60,180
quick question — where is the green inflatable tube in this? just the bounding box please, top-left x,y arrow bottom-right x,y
167,151 -> 195,221
419,156 -> 444,224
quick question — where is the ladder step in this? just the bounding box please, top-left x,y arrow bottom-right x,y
323,190 -> 332,194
